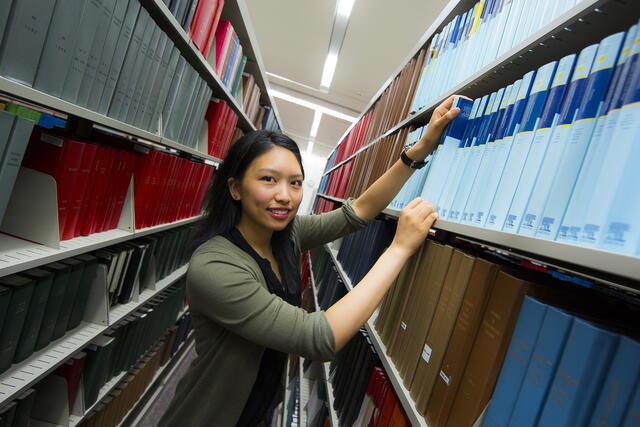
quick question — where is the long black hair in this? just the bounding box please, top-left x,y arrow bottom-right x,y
194,130 -> 305,295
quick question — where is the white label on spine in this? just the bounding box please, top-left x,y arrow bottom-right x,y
422,344 -> 433,363
440,370 -> 451,385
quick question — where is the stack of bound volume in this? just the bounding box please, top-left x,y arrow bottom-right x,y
0,0 -> 213,146
205,98 -> 239,159
410,0 -> 589,112
0,255 -> 99,374
327,24 -> 640,257
329,331 -> 411,427
133,149 -> 214,229
78,281 -> 185,409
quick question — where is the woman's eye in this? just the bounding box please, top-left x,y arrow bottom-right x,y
260,176 -> 275,183
291,180 -> 303,187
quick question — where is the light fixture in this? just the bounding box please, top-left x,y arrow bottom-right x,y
306,140 -> 315,154
310,111 -> 323,138
320,53 -> 338,89
270,89 -> 357,122
337,0 -> 355,18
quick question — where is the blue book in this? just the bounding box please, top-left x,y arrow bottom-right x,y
559,25 -> 638,245
483,62 -> 557,230
504,53 -> 577,233
589,336 -> 640,427
420,96 -> 474,208
462,85 -> 510,225
517,43 -> 598,236
535,32 -> 625,240
462,83 -> 514,225
508,306 -> 574,427
458,89 -> 505,223
482,69 -> 535,230
437,97 -> 483,216
622,384 -> 640,426
444,94 -> 490,220
482,297 -> 548,427
537,318 -> 619,427
449,91 -> 499,222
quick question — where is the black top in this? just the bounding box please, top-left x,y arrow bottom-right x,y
222,228 -> 300,427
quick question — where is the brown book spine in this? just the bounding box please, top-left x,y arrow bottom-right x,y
445,271 -> 533,427
397,244 -> 453,388
410,251 -> 475,411
424,258 -> 499,423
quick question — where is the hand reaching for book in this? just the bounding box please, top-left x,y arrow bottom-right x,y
391,198 -> 438,257
407,95 -> 470,160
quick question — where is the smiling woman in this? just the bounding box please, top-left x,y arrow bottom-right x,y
157,96 -> 459,427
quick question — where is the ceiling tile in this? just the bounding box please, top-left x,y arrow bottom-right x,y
315,114 -> 351,146
246,0 -> 334,88
275,97 -> 315,138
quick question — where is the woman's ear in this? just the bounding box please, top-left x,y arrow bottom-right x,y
227,177 -> 241,201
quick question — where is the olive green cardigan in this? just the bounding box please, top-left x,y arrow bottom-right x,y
158,199 -> 368,426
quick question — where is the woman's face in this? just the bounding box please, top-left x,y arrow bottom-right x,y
230,146 -> 304,232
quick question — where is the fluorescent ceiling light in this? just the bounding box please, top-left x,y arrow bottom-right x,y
337,0 -> 355,17
306,140 -> 315,154
310,111 -> 322,137
320,53 -> 338,89
270,89 -> 357,122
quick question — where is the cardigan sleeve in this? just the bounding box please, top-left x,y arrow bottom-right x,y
187,249 -> 336,361
292,198 -> 369,252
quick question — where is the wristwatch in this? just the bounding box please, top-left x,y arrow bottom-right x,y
400,147 -> 428,169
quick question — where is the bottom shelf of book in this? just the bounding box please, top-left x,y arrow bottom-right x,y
0,265 -> 188,407
308,252 -> 340,427
320,244 -> 488,427
117,333 -> 195,427
323,245 -> 427,427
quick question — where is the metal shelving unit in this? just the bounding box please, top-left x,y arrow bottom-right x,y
308,252 -> 340,427
0,76 -> 220,163
117,333 -> 195,427
317,194 -> 640,289
0,0 -> 284,164
0,215 -> 200,279
323,0 -> 639,176
141,0 -> 257,133
221,0 -> 283,128
322,245 -> 428,427
0,265 -> 188,406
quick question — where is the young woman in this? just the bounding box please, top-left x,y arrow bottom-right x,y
158,96 -> 461,426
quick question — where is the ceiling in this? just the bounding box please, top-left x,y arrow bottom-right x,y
245,0 -> 449,158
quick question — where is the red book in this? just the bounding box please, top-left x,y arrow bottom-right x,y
85,147 -> 117,235
202,0 -> 224,58
56,140 -> 86,239
214,21 -> 234,75
138,151 -> 162,229
190,0 -> 218,52
95,151 -> 121,232
180,163 -> 199,219
159,155 -> 180,226
53,352 -> 86,414
190,163 -> 208,217
145,152 -> 171,228
173,161 -> 194,221
64,143 -> 98,240
133,149 -> 159,230
76,146 -> 105,238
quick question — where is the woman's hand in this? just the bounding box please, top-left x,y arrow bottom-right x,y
406,95 -> 470,161
389,198 -> 438,258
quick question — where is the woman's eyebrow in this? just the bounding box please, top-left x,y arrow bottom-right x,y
256,168 -> 303,179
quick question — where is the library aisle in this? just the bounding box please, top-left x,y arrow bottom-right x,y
0,0 -> 639,426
